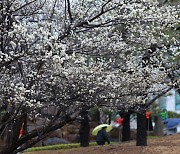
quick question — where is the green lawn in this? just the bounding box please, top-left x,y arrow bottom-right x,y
26,142 -> 97,152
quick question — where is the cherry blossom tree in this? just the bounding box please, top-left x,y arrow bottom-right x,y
0,0 -> 179,153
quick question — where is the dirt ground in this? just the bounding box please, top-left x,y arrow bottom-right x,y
27,134 -> 180,154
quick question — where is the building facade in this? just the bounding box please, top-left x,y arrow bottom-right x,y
158,90 -> 180,114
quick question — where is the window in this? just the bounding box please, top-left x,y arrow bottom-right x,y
175,91 -> 180,110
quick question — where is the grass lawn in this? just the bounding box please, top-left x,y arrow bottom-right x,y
26,142 -> 98,152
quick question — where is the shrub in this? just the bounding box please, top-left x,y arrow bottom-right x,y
167,111 -> 180,118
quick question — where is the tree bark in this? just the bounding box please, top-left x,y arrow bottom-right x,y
153,115 -> 164,136
122,112 -> 131,142
136,112 -> 147,146
79,108 -> 90,147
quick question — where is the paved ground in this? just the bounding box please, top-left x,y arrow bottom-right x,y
27,134 -> 180,154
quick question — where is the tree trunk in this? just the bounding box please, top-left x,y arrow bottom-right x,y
1,117 -> 23,154
122,112 -> 131,142
136,112 -> 147,146
22,108 -> 28,136
153,115 -> 164,136
79,109 -> 90,147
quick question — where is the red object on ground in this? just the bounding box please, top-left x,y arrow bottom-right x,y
116,117 -> 124,125
146,111 -> 151,119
